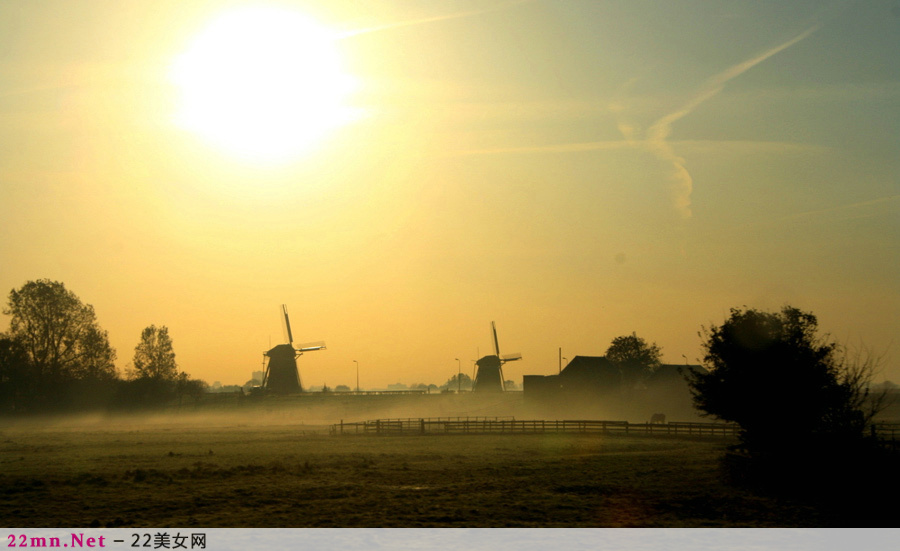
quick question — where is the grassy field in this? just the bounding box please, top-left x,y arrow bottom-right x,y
0,412 -> 842,528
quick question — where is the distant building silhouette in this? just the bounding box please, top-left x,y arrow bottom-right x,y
523,356 -> 705,421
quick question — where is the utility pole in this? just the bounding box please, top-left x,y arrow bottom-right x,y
455,358 -> 461,392
354,360 -> 359,393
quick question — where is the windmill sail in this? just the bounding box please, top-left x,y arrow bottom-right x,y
283,304 -> 294,345
492,321 -> 500,356
296,341 -> 326,352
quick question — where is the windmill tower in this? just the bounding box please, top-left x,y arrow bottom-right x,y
262,305 -> 325,394
473,321 -> 521,392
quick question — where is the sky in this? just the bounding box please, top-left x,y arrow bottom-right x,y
1,0 -> 898,388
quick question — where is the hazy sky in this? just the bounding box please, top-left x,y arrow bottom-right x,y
2,0 -> 898,388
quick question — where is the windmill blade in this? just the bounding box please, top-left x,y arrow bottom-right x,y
282,304 -> 294,345
501,352 -> 522,362
491,321 -> 500,356
261,354 -> 271,388
296,341 -> 326,352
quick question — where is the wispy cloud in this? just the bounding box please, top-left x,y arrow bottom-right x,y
445,140 -> 633,157
447,137 -> 828,156
445,138 -> 825,159
779,194 -> 900,223
725,194 -> 900,234
443,25 -> 821,219
337,0 -> 533,39
643,25 -> 820,219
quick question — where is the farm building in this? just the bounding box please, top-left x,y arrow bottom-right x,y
523,356 -> 706,421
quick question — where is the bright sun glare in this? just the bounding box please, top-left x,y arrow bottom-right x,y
170,6 -> 358,164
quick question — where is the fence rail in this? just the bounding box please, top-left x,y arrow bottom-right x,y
331,418 -> 900,448
331,417 -> 741,437
872,423 -> 900,442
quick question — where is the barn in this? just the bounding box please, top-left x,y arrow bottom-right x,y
523,356 -> 706,421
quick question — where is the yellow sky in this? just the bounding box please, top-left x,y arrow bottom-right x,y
2,1 -> 898,387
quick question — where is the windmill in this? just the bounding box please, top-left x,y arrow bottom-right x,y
261,305 -> 325,394
472,321 -> 521,392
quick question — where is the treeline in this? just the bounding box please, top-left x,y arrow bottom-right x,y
0,279 -> 205,414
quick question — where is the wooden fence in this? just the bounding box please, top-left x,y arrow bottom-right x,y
331,417 -> 740,437
872,423 -> 900,445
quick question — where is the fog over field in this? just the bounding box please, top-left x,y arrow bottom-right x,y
2,391 -> 897,528
0,413 -> 840,528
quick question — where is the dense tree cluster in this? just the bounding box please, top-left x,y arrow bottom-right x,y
685,306 -> 891,508
686,306 -> 875,454
440,372 -> 473,391
0,279 -> 203,412
1,279 -> 116,410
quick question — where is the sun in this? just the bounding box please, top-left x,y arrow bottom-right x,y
170,6 -> 358,164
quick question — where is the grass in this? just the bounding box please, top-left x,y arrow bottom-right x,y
0,414 -> 834,527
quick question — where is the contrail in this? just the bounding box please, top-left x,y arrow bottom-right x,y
647,25 -> 820,142
337,0 -> 532,39
644,25 -> 820,219
442,25 -> 821,220
778,194 -> 900,223
724,193 -> 900,234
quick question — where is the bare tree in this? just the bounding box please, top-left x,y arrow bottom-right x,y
835,343 -> 892,426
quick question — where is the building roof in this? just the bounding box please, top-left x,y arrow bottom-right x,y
559,356 -> 620,388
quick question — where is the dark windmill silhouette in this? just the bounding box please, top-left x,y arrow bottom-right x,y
473,321 -> 521,392
261,305 -> 325,394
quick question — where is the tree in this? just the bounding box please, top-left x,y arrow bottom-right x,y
132,325 -> 178,381
605,332 -> 662,391
686,306 -> 874,455
124,325 -> 201,408
441,372 -> 473,391
3,279 -> 117,387
175,372 -> 207,405
0,336 -> 30,411
684,306 -> 898,514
